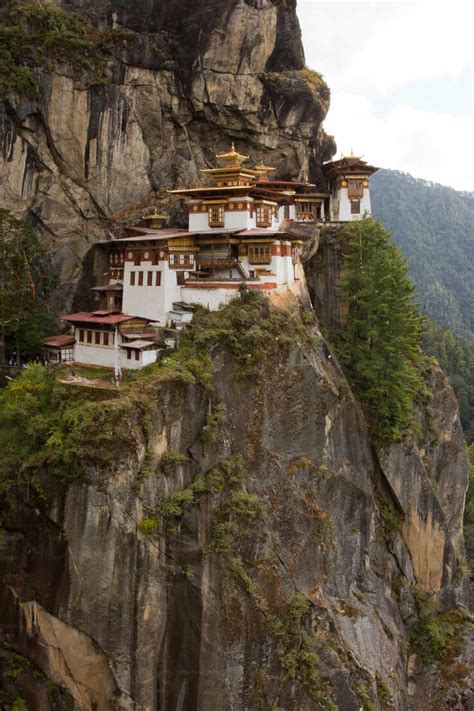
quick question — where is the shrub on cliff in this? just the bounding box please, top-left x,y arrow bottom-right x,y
332,218 -> 424,443
0,210 -> 57,364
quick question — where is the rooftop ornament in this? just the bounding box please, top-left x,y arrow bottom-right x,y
142,208 -> 168,228
215,143 -> 249,168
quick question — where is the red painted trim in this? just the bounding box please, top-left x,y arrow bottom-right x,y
184,282 -> 277,290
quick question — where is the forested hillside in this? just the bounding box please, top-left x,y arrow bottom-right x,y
371,169 -> 474,341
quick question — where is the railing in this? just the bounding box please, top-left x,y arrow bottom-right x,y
197,259 -> 236,270
248,255 -> 271,264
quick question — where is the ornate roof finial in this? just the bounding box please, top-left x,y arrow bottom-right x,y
216,143 -> 249,167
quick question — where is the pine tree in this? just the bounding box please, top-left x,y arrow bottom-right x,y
333,218 -> 424,443
0,210 -> 57,365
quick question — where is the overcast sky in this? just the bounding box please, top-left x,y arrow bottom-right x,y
298,0 -> 473,191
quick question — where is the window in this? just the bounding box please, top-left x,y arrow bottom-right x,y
79,329 -> 85,342
177,272 -> 186,286
147,271 -> 153,286
86,331 -> 92,344
248,245 -> 271,264
169,254 -> 193,269
256,205 -> 271,227
61,348 -> 74,362
155,271 -> 162,286
130,271 -> 135,286
126,349 -> 131,360
103,332 -> 109,346
135,350 -> 140,361
351,200 -> 360,214
95,331 -> 101,345
348,180 -> 363,198
208,205 -> 224,227
138,271 -> 144,286
284,204 -> 290,220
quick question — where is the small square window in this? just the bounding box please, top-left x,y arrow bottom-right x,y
351,200 -> 360,214
130,271 -> 135,286
208,205 -> 224,227
138,271 -> 144,286
155,271 -> 162,286
147,271 -> 153,286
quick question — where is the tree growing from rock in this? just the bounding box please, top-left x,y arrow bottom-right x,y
332,218 -> 424,442
0,210 -> 56,365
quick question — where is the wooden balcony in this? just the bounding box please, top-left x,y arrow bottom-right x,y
248,255 -> 271,265
197,258 -> 236,270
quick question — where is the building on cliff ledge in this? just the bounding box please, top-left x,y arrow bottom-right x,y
323,155 -> 378,221
47,147 -> 377,370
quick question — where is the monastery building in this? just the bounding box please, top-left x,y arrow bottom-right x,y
48,148 -> 377,370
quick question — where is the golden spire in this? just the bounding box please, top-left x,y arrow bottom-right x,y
142,208 -> 167,228
216,143 -> 249,167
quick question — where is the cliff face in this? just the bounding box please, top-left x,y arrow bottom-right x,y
0,0 -> 335,308
0,286 -> 470,709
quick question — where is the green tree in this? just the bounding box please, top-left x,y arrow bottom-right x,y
422,320 -> 474,443
464,445 -> 474,556
332,218 -> 424,443
0,209 -> 57,365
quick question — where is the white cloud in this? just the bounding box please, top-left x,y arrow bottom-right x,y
326,93 -> 474,190
300,1 -> 472,95
297,0 -> 474,189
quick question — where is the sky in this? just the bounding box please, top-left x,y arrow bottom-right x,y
298,0 -> 473,191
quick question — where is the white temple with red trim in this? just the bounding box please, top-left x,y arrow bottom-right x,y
48,147 -> 377,370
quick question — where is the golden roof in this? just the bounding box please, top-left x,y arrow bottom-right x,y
254,163 -> 276,174
143,208 -> 167,221
216,143 -> 249,167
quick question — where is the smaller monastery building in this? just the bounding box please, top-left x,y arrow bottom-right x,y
49,148 -> 377,371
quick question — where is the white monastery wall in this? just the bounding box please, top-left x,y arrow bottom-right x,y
336,188 -> 372,221
122,262 -> 182,324
74,341 -> 118,368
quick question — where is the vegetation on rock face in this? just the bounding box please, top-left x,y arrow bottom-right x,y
0,291 -> 309,506
371,169 -> 474,342
463,445 -> 474,557
409,591 -> 471,664
422,320 -> 474,443
329,218 -> 424,443
0,1 -> 139,98
0,210 -> 57,364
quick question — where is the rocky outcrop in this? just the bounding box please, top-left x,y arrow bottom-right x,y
0,0 -> 335,309
0,293 -> 470,709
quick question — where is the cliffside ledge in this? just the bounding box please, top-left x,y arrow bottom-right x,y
0,288 -> 471,709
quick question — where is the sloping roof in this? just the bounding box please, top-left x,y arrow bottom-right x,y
236,229 -> 281,236
62,312 -> 145,325
120,340 -> 159,350
121,331 -> 157,340
91,284 -> 123,292
98,229 -> 195,244
43,335 -> 76,348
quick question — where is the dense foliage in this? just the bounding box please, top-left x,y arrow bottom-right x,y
0,209 -> 57,364
0,1 -> 138,98
330,218 -> 424,443
463,445 -> 474,557
422,320 -> 474,443
371,169 -> 474,341
0,291 -> 309,504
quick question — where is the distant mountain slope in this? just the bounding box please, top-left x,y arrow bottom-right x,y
371,169 -> 474,340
